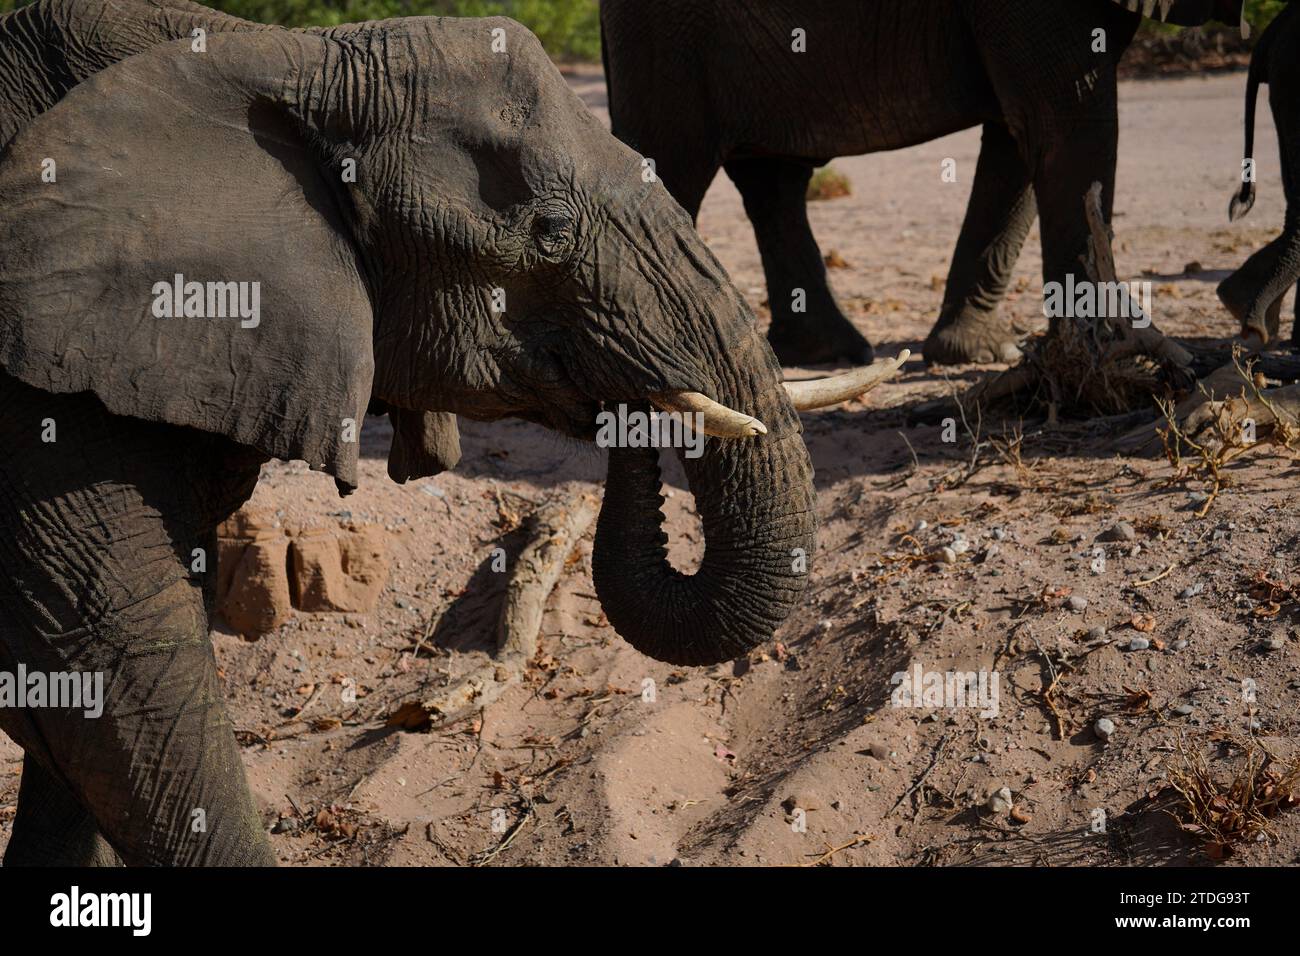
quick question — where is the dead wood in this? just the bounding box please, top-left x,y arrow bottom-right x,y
387,488 -> 598,731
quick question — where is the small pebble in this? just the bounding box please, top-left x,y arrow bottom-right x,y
940,546 -> 958,564
1128,637 -> 1150,651
992,527 -> 1007,541
1094,717 -> 1116,741
1087,626 -> 1108,642
1100,521 -> 1137,543
950,537 -> 970,555
782,792 -> 821,813
1261,636 -> 1285,652
1178,583 -> 1204,600
1067,596 -> 1088,613
1173,703 -> 1195,717
986,787 -> 1013,814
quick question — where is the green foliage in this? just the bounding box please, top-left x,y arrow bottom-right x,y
0,0 -> 602,60
1246,0 -> 1289,26
1141,0 -> 1287,34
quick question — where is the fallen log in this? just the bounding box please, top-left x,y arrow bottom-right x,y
387,488 -> 599,731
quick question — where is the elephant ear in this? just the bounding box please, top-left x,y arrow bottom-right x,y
1112,0 -> 1243,29
0,33 -> 374,491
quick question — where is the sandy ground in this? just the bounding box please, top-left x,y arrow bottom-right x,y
4,68 -> 1300,867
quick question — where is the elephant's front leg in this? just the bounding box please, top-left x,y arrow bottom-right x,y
3,756 -> 121,866
923,122 -> 1035,365
0,379 -> 274,866
724,157 -> 875,366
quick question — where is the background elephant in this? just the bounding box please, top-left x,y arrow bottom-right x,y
1219,0 -> 1300,346
0,7 -> 834,865
600,0 -> 1244,367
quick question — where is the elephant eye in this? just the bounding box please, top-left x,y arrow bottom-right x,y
532,212 -> 574,259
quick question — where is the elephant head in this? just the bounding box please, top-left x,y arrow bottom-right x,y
0,18 -> 890,665
1111,0 -> 1247,30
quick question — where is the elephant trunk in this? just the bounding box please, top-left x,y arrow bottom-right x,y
591,355 -> 816,666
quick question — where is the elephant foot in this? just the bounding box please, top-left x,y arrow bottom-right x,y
1217,275 -> 1283,344
767,312 -> 874,366
922,312 -> 1023,366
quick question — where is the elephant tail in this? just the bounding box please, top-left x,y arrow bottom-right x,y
1230,14 -> 1276,221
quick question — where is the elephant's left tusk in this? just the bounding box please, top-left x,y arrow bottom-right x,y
783,350 -> 910,410
650,391 -> 768,438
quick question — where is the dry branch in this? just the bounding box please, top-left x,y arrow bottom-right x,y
1118,348 -> 1300,465
387,489 -> 598,730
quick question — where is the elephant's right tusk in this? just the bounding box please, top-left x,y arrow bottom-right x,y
783,350 -> 910,410
650,391 -> 768,438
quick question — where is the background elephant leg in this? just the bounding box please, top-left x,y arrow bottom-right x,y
3,756 -> 120,866
725,157 -> 875,365
1217,234 -> 1292,341
655,156 -> 720,224
923,122 -> 1036,365
964,0 -> 1135,339
0,376 -> 274,866
1221,70 -> 1300,345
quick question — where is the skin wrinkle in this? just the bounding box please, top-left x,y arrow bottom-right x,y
598,211 -> 715,392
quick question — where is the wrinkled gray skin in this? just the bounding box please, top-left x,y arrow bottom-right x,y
601,0 -> 1241,367
0,0 -> 815,865
1219,0 -> 1300,346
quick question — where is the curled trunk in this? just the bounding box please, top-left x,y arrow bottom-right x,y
591,389 -> 815,666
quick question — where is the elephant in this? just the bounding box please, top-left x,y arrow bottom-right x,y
1218,0 -> 1300,347
0,2 -> 890,866
599,0 -> 1245,367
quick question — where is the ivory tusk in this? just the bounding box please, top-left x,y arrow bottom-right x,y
783,349 -> 911,411
650,391 -> 768,438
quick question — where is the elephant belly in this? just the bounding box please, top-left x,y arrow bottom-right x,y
712,0 -> 998,162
